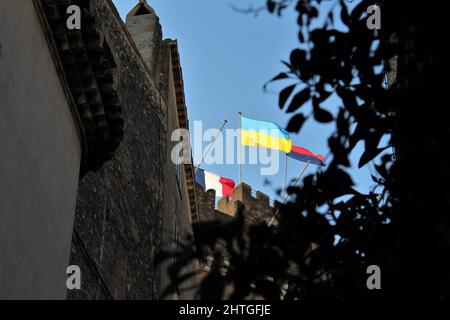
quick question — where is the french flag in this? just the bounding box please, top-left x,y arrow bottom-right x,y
195,169 -> 235,198
287,145 -> 325,166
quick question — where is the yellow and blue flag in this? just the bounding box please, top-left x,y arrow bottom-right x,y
241,116 -> 292,153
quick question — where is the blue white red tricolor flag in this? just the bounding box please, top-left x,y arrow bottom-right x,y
195,169 -> 235,197
287,146 -> 325,166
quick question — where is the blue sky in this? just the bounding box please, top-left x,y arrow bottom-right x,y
112,0 -> 377,202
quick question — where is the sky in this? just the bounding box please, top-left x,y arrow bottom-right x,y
112,0 -> 378,202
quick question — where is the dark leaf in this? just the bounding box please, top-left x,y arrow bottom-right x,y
313,98 -> 334,123
328,9 -> 334,25
365,131 -> 383,151
359,146 -> 390,168
297,13 -> 303,27
329,136 -> 350,167
290,49 -> 307,70
349,123 -> 365,151
298,30 -> 305,43
264,73 -> 290,91
310,6 -> 318,19
316,83 -> 333,103
267,0 -> 275,13
277,4 -> 287,16
340,0 -> 351,27
270,72 -> 289,82
350,0 -> 369,23
286,88 -> 311,113
281,60 -> 293,70
286,113 -> 307,133
320,167 -> 355,198
375,163 -> 388,180
279,84 -> 297,109
336,87 -> 358,113
354,84 -> 373,102
337,108 -> 349,137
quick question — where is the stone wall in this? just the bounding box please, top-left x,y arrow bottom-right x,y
68,0 -> 167,299
159,41 -> 198,300
197,182 -> 278,224
195,184 -> 217,221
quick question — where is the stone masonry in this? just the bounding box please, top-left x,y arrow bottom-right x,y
197,182 -> 279,225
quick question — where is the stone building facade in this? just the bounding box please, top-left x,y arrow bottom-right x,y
64,0 -> 198,300
1,0 -> 197,299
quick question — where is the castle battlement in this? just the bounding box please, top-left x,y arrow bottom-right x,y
196,182 -> 280,223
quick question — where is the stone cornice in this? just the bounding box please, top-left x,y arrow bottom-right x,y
170,41 -> 199,220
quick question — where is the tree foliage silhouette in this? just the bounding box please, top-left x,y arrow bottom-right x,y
160,0 -> 450,299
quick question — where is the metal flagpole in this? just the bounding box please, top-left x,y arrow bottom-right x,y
291,160 -> 311,190
238,112 -> 243,184
268,160 -> 311,227
195,120 -> 228,174
284,153 -> 288,200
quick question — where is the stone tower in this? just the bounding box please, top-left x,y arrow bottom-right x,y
125,0 -> 162,79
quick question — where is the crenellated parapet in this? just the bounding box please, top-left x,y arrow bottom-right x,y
196,182 -> 281,224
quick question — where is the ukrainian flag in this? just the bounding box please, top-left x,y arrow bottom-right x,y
241,116 -> 292,153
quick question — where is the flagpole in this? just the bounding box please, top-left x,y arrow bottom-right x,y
284,153 -> 288,199
268,160 -> 311,226
238,112 -> 243,184
291,160 -> 311,190
195,120 -> 228,174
